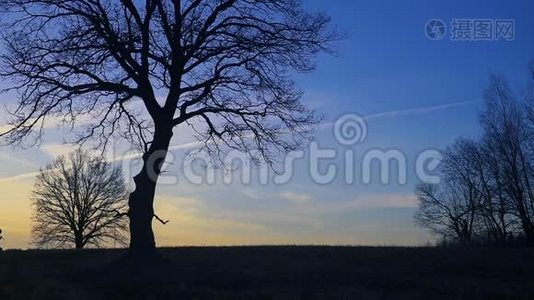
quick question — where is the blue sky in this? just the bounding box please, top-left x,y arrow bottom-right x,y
1,0 -> 534,248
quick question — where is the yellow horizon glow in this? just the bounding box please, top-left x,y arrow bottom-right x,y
0,175 -> 430,250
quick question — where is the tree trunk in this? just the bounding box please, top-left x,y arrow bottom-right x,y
74,233 -> 83,250
128,125 -> 173,259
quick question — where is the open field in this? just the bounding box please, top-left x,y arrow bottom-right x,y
1,246 -> 534,299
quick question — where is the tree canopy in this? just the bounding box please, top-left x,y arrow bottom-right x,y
32,150 -> 128,249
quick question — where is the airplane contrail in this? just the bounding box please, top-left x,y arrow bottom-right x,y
364,98 -> 479,120
317,97 -> 480,130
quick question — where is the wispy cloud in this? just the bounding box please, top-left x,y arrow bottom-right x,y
242,189 -> 261,200
347,194 -> 418,210
105,140 -> 202,163
0,113 -> 97,135
0,152 -> 35,168
41,143 -> 80,158
288,193 -> 419,215
0,139 -> 204,183
0,171 -> 40,183
280,192 -> 313,204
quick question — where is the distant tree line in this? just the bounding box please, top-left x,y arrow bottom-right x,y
415,69 -> 534,246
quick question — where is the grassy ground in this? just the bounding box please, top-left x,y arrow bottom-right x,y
1,246 -> 533,299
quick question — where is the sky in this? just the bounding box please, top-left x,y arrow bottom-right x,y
1,0 -> 534,249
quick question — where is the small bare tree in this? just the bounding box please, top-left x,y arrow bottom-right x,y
415,182 -> 478,245
0,228 -> 3,251
415,139 -> 483,245
32,150 -> 128,249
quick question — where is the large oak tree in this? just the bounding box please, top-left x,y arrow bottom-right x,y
0,0 -> 336,258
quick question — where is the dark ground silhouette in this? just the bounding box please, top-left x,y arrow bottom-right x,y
1,246 -> 533,299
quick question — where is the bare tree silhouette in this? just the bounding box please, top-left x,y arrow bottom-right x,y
415,70 -> 534,246
415,140 -> 482,245
481,75 -> 534,242
0,228 -> 3,251
31,150 -> 128,249
0,0 -> 336,258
